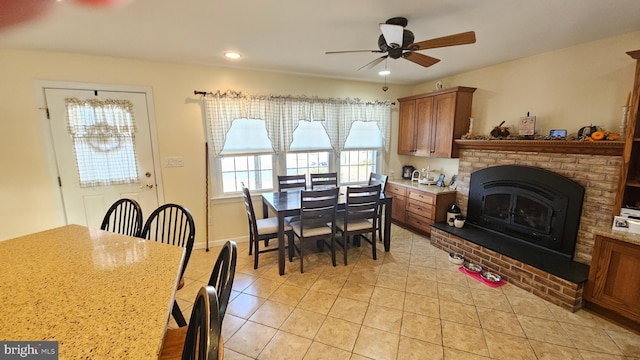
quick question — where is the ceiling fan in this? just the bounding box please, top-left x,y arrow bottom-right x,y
325,17 -> 476,70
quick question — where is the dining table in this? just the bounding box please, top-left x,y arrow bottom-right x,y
0,224 -> 185,359
262,187 -> 393,275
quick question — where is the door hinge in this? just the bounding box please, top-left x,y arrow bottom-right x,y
57,176 -> 62,187
46,108 -> 50,119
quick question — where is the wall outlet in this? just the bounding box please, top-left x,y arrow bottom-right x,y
165,157 -> 184,167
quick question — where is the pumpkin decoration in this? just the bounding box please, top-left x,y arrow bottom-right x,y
590,130 -> 606,140
490,121 -> 510,138
607,132 -> 621,140
578,124 -> 600,139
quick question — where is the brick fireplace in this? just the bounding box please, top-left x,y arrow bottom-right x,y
430,140 -> 623,311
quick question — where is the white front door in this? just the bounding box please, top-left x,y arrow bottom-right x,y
45,87 -> 160,228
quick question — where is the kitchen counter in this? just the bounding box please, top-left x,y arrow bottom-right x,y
593,227 -> 640,246
0,225 -> 185,359
388,179 -> 457,195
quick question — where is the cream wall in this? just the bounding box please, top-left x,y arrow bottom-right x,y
0,49 -> 411,244
398,31 -> 640,183
2,30 -> 638,245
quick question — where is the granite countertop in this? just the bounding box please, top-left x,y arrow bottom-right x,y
389,179 -> 457,195
593,227 -> 640,246
0,225 -> 185,359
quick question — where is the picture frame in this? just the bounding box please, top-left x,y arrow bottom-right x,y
449,174 -> 458,190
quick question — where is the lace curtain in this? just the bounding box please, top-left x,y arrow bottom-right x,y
65,98 -> 139,187
203,91 -> 391,157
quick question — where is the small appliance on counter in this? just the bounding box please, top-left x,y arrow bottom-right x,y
402,165 -> 415,179
447,203 -> 461,226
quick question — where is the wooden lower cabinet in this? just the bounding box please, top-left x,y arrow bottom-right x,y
585,235 -> 640,326
386,182 -> 456,235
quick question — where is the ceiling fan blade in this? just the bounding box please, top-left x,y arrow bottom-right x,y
403,52 -> 440,67
410,31 -> 476,51
358,55 -> 388,71
325,50 -> 383,54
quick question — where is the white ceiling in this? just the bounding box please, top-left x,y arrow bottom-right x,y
1,0 -> 640,85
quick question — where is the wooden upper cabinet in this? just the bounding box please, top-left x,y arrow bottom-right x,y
397,86 -> 476,158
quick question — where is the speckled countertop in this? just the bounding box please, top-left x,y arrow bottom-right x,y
593,227 -> 640,246
388,179 -> 457,195
0,225 -> 185,359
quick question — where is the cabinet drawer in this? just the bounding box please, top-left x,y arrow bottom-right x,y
405,212 -> 432,233
408,189 -> 435,205
407,199 -> 434,219
386,183 -> 407,197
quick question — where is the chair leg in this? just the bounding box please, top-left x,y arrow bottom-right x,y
371,231 -> 377,260
287,232 -> 294,262
172,300 -> 187,327
299,238 -> 304,273
330,236 -> 337,267
342,232 -> 348,266
253,235 -> 260,269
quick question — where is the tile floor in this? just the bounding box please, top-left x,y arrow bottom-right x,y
172,225 -> 640,359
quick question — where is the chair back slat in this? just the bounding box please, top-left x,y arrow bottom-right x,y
368,173 -> 388,193
299,188 -> 339,233
310,172 -> 338,190
181,285 -> 221,360
208,241 -> 237,323
344,185 -> 381,224
278,174 -> 307,192
100,198 -> 143,237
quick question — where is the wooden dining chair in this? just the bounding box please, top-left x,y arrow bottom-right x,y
277,174 -> 307,192
310,172 -> 338,190
141,203 -> 195,327
207,240 -> 237,323
242,185 -> 294,269
289,188 -> 340,273
100,198 -> 143,237
368,172 -> 388,241
335,184 -> 381,265
160,285 -> 222,360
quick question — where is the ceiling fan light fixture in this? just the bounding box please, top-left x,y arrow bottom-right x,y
378,70 -> 390,76
380,23 -> 403,48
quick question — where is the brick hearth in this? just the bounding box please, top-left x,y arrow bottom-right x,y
436,145 -> 622,311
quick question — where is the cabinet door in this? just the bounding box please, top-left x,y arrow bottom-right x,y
431,92 -> 457,158
398,100 -> 416,155
587,236 -> 640,322
414,97 -> 435,156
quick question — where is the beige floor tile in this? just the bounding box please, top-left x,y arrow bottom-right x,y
529,339 -> 583,360
441,321 -> 490,357
352,326 -> 399,360
405,277 -> 439,298
507,294 -> 556,320
243,277 -> 282,298
476,307 -> 525,337
227,293 -> 266,319
411,254 -> 437,268
436,268 -> 470,287
309,275 -> 346,295
400,312 -> 442,345
379,261 -> 409,277
439,299 -> 480,327
578,350 -> 626,359
285,272 -> 321,289
376,272 -> 407,291
398,336 -> 444,360
547,303 -> 600,328
484,329 -> 537,360
471,288 -> 512,311
369,286 -> 405,310
562,322 -> 623,355
302,342 -> 351,360
517,315 -> 573,347
222,348 -> 255,360
437,283 -> 475,305
383,250 -> 411,264
362,304 -> 403,334
403,292 -> 440,318
268,283 -> 308,306
407,264 -> 437,280
280,308 -> 327,340
314,316 -> 361,352
225,321 -> 278,358
257,330 -> 312,360
339,281 -> 375,303
443,347 -> 491,359
347,268 -> 379,285
297,290 -> 337,315
222,313 -> 246,341
328,296 -> 369,324
606,328 -> 640,357
249,300 -> 295,328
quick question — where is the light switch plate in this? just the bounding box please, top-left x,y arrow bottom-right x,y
165,157 -> 184,167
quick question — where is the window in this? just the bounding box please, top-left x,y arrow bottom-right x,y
218,119 -> 274,193
286,152 -> 331,175
286,121 -> 333,176
220,155 -> 273,192
340,150 -> 377,184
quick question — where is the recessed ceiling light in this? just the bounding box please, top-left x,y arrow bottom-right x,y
379,70 -> 391,76
224,52 -> 241,59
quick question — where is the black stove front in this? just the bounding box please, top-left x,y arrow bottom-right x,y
467,165 -> 585,259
